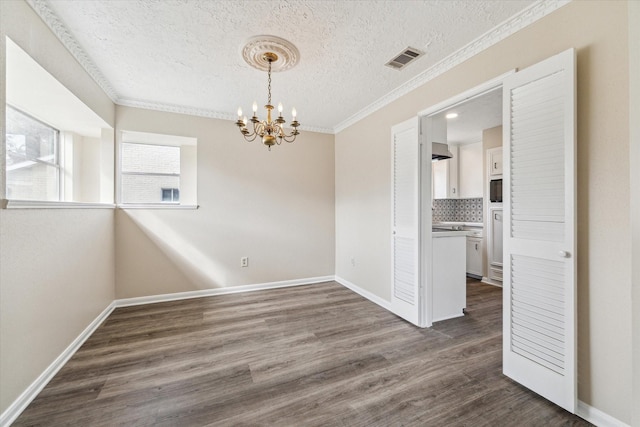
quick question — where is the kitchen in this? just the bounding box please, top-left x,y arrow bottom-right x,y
429,88 -> 504,322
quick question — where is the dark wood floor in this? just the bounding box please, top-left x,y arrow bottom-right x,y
14,279 -> 590,426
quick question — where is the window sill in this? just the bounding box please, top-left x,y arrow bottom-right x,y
2,199 -> 116,209
117,204 -> 199,210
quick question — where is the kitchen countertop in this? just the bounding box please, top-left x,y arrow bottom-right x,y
433,221 -> 483,228
431,230 -> 469,238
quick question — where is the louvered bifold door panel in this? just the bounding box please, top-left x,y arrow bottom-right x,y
511,255 -> 565,374
510,71 -> 565,242
391,118 -> 420,325
392,125 -> 418,304
393,237 -> 415,303
503,48 -> 576,413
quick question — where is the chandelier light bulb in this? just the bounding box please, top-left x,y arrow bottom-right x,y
292,108 -> 297,119
237,107 -> 242,118
252,101 -> 258,113
278,102 -> 283,113
243,116 -> 248,125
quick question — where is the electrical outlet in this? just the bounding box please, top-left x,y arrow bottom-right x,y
241,257 -> 248,267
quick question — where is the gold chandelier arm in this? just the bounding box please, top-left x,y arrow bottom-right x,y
243,133 -> 260,143
281,133 -> 297,143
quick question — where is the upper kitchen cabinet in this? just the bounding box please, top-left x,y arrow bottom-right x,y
489,146 -> 503,176
432,145 -> 458,199
430,114 -> 458,199
433,142 -> 484,199
458,142 -> 483,198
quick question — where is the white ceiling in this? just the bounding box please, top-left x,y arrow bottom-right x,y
435,88 -> 503,145
39,0 -> 547,133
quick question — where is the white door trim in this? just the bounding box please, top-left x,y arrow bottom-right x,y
417,70 -> 515,118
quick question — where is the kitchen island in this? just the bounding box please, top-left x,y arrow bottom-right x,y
432,229 -> 467,322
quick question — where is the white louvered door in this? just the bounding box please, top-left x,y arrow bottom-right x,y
391,117 -> 421,326
503,49 -> 576,413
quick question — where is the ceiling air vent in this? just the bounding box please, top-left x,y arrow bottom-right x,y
385,47 -> 424,70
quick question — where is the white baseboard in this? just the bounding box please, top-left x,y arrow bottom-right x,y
115,275 -> 335,307
481,277 -> 503,287
0,302 -> 116,427
334,276 -> 393,313
576,400 -> 630,427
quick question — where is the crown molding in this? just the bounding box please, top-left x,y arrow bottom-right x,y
297,125 -> 334,135
332,0 -> 572,134
116,98 -> 235,120
116,99 -> 334,134
25,0 -> 120,103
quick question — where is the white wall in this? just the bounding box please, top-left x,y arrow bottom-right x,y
78,136 -> 102,202
629,1 -> 640,425
114,106 -> 335,298
62,132 -> 103,202
0,0 -> 115,415
180,145 -> 197,205
336,1 -> 632,423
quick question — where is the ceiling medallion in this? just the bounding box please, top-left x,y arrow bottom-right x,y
241,35 -> 300,72
236,36 -> 301,150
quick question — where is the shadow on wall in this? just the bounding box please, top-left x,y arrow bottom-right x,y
116,209 -> 227,294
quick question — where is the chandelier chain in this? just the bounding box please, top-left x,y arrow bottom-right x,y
267,60 -> 272,105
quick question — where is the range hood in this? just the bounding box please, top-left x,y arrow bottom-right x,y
432,142 -> 453,161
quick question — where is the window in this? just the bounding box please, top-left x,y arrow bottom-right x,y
120,143 -> 180,204
161,188 -> 180,202
4,37 -> 114,206
119,131 -> 197,207
5,105 -> 60,201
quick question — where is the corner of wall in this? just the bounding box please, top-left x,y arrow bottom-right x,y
629,0 -> 640,425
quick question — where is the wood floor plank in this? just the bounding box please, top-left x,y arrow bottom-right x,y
13,280 -> 590,426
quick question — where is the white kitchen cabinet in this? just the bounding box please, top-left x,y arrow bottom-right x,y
458,142 -> 483,198
466,236 -> 482,277
488,147 -> 503,177
432,233 -> 466,322
488,207 -> 503,282
432,145 -> 458,199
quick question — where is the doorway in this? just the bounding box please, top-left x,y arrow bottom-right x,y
428,87 -> 503,304
418,74 -> 508,328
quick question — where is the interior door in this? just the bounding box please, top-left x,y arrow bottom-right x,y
502,48 -> 576,412
391,117 -> 421,326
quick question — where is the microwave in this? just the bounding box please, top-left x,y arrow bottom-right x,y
490,179 -> 502,203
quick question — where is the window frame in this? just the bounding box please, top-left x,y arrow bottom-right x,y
5,104 -> 62,202
119,141 -> 181,206
116,134 -> 197,209
3,37 -> 117,209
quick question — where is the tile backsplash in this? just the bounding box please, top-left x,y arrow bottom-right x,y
433,198 -> 483,223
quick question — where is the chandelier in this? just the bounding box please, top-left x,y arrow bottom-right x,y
235,52 -> 300,150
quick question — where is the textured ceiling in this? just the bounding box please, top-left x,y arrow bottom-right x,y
41,0 -> 544,132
